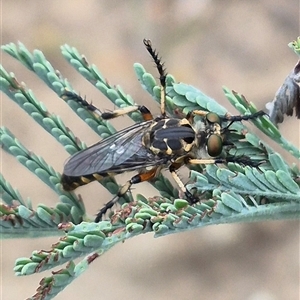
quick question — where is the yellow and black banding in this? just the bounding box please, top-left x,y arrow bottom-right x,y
61,172 -> 111,191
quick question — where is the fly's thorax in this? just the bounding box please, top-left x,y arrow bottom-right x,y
142,117 -> 197,157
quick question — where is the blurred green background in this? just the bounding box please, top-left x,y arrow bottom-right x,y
1,1 -> 299,300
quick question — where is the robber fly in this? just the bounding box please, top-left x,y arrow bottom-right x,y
61,39 -> 265,222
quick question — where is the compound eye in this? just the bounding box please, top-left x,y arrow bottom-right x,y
206,112 -> 221,124
207,134 -> 223,157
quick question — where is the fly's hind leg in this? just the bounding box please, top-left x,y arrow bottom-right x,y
61,39 -> 168,122
61,90 -> 154,121
95,168 -> 158,222
143,39 -> 167,118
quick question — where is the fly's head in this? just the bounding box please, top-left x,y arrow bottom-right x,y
194,112 -> 225,158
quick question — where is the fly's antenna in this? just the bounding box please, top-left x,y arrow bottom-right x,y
143,39 -> 167,117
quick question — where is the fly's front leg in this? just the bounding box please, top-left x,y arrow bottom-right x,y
186,110 -> 223,129
222,110 -> 266,122
186,109 -> 266,126
95,168 -> 158,222
61,90 -> 154,121
188,156 -> 262,167
221,110 -> 267,128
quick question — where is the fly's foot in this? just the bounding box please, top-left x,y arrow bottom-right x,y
184,188 -> 201,205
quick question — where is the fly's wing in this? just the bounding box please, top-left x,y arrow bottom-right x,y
63,121 -> 164,176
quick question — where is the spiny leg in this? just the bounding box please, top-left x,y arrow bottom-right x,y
169,160 -> 219,204
169,163 -> 188,198
186,157 -> 263,204
170,156 -> 262,206
221,110 -> 267,128
186,109 -> 266,124
61,90 -> 154,121
95,168 -> 158,222
102,105 -> 153,121
188,156 -> 262,167
143,39 -> 167,118
222,110 -> 266,122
